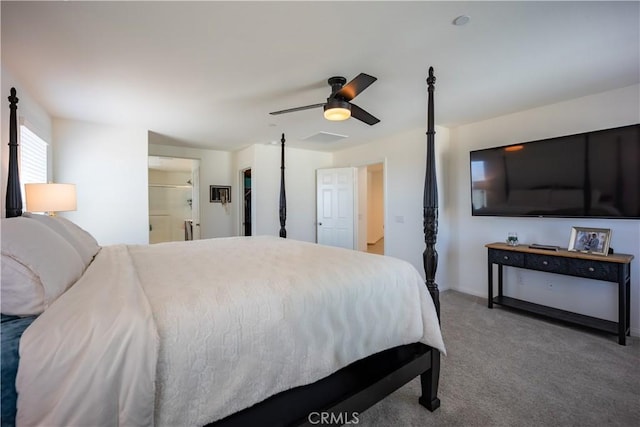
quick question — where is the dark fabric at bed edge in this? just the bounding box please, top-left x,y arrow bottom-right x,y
1,314 -> 37,427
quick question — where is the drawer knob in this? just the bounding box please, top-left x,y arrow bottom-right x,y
543,261 -> 548,265
588,267 -> 595,272
504,256 -> 509,260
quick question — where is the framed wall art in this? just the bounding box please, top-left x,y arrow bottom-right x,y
210,185 -> 231,204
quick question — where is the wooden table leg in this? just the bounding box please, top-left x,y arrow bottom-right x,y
488,259 -> 493,308
618,271 -> 627,345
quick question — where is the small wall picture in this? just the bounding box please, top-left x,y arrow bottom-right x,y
568,227 -> 611,255
210,185 -> 231,204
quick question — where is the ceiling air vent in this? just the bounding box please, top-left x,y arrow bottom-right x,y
302,131 -> 348,144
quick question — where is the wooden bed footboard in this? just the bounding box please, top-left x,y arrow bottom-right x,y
208,343 -> 439,427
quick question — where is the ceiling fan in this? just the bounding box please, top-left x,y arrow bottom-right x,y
269,73 -> 380,125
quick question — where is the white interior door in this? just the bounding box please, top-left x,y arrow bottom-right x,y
316,167 -> 356,249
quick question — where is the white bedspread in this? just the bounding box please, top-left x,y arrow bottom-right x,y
17,236 -> 445,426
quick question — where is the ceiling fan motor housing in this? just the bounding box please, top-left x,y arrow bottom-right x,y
328,76 -> 347,97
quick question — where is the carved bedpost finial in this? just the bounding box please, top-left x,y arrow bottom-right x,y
423,69 -> 440,320
9,87 -> 18,104
279,133 -> 287,238
427,66 -> 436,86
6,87 -> 23,218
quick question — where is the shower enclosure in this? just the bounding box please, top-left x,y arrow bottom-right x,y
148,156 -> 200,244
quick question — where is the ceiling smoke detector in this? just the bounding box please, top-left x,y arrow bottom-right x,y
453,15 -> 470,26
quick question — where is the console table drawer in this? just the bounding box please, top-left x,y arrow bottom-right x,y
489,250 -> 524,267
567,259 -> 618,281
525,254 -> 567,273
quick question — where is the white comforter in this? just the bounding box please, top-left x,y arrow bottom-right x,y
17,236 -> 445,426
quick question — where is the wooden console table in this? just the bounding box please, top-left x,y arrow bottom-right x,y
486,242 -> 633,345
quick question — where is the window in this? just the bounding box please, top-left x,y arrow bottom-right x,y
19,125 -> 49,207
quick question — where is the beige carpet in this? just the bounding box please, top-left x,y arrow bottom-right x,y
357,290 -> 640,426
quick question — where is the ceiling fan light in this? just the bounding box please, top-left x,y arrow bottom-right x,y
324,100 -> 351,121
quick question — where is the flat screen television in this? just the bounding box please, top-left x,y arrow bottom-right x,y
469,124 -> 640,219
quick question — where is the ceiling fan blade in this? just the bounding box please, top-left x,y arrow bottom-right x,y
350,103 -> 380,126
269,103 -> 325,115
333,73 -> 377,101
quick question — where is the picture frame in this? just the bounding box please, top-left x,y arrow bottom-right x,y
209,185 -> 231,204
568,227 -> 611,255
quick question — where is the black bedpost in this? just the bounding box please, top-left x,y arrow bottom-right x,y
419,67 -> 441,412
279,133 -> 287,238
6,88 -> 22,218
423,67 -> 440,319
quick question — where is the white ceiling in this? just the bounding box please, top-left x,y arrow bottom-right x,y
2,1 -> 638,152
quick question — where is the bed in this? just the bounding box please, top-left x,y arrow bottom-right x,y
1,68 -> 444,426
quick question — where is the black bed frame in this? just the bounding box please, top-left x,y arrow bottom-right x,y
5,68 -> 442,426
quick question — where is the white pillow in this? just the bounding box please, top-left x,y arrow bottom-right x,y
23,213 -> 100,267
1,256 -> 44,316
54,215 -> 100,259
1,217 -> 84,315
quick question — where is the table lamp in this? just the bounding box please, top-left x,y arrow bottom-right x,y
25,183 -> 77,216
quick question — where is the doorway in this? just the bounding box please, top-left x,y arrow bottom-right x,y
316,167 -> 356,249
148,156 -> 201,243
241,168 -> 252,236
364,163 -> 385,255
316,164 -> 385,253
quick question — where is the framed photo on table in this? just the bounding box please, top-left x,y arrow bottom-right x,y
568,227 -> 611,255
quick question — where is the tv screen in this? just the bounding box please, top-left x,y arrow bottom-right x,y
470,124 -> 640,219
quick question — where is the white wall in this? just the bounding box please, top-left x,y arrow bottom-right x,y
449,84 -> 640,334
1,67 -> 53,217
333,126 -> 452,287
148,143 -> 235,239
53,119 -> 148,245
234,144 -> 333,242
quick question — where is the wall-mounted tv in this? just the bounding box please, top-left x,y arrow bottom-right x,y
470,124 -> 640,219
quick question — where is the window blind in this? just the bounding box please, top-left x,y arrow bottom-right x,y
19,125 -> 48,207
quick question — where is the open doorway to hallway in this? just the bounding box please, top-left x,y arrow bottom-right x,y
356,162 -> 385,255
366,163 -> 384,254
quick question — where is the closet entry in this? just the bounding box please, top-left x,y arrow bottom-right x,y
148,156 -> 201,243
242,168 -> 252,236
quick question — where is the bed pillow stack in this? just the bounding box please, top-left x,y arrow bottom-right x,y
22,213 -> 100,267
1,215 -> 100,316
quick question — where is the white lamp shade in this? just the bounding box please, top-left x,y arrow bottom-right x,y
323,107 -> 351,121
323,99 -> 351,121
25,183 -> 77,213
